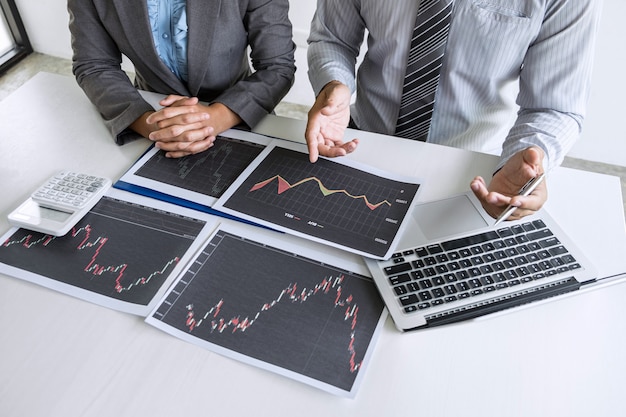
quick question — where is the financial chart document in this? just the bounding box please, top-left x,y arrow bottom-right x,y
214,141 -> 422,259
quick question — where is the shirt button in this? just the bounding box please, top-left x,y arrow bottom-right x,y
162,33 -> 169,39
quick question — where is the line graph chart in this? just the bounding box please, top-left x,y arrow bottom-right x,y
0,196 -> 206,307
134,135 -> 265,198
250,175 -> 393,211
221,146 -> 420,257
150,229 -> 385,393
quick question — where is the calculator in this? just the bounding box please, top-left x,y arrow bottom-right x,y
8,171 -> 112,236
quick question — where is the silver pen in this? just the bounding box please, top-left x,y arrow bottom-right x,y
494,173 -> 546,226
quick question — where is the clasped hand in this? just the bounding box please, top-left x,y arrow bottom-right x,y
139,95 -> 241,158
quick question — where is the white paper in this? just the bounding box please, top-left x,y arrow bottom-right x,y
213,139 -> 423,259
0,188 -> 219,316
146,222 -> 388,397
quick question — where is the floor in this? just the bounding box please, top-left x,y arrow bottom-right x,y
2,53 -> 625,216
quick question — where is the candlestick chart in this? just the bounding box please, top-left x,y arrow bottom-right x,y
0,197 -> 206,306
222,146 -> 420,257
135,135 -> 265,198
151,230 -> 385,392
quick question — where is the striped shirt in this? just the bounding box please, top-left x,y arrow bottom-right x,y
307,0 -> 602,171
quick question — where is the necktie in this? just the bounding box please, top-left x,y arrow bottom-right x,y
395,0 -> 454,141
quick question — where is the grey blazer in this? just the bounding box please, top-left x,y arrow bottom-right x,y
68,0 -> 296,144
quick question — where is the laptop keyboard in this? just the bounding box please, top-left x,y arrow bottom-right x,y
382,219 -> 583,314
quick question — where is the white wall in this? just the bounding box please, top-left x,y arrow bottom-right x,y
283,1 -> 317,105
15,1 -> 70,58
12,0 -> 626,167
568,1 -> 626,167
0,12 -> 14,54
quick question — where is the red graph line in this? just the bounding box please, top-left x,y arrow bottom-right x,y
185,274 -> 364,373
3,226 -> 179,293
250,175 -> 391,211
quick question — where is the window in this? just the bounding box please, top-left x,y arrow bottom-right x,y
0,0 -> 32,74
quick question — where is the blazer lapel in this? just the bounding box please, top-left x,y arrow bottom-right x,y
186,0 -> 222,96
112,0 -> 189,94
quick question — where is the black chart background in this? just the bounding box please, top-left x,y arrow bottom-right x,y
223,147 -> 420,257
0,197 -> 205,305
135,136 -> 265,198
153,230 -> 385,392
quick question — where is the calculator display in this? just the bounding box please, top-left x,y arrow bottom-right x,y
18,199 -> 73,222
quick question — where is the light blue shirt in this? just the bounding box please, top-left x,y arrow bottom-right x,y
147,0 -> 189,82
308,0 -> 603,171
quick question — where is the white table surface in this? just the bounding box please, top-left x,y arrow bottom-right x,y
1,72 -> 625,417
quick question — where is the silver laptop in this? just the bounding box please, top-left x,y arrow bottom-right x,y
364,192 -> 598,331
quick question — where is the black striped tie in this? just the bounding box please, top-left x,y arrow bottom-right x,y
395,0 -> 454,141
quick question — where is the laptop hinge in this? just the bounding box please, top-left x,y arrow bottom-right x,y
422,277 -> 581,328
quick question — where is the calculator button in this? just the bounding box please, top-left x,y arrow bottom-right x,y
31,170 -> 111,212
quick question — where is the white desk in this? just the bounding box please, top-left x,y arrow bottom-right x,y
1,72 -> 625,417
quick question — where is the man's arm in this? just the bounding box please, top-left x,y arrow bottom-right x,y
478,1 -> 602,219
307,0 -> 365,96
498,0 -> 602,173
305,0 -> 367,161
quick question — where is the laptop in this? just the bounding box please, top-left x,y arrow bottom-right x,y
364,191 -> 599,331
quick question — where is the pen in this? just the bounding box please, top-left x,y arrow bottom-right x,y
494,173 -> 546,226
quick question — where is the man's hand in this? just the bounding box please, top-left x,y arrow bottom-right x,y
470,146 -> 547,220
132,95 -> 241,158
304,81 -> 359,163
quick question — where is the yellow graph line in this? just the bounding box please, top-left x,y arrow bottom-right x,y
250,175 -> 392,210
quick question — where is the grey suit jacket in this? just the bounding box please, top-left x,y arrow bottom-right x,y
68,0 -> 296,144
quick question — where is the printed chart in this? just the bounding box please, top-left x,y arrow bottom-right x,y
0,195 -> 208,313
134,135 -> 265,198
217,145 -> 421,258
148,227 -> 386,396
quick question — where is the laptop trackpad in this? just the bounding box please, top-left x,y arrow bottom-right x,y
414,194 -> 489,240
